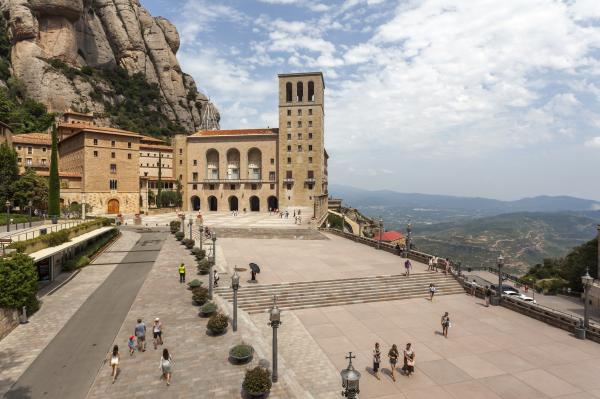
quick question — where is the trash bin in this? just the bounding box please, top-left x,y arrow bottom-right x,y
40,228 -> 47,235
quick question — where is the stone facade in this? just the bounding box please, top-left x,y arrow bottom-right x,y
180,131 -> 279,213
12,133 -> 51,174
0,308 -> 19,341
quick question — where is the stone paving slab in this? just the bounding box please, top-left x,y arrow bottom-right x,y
86,232 -> 297,398
0,229 -> 140,397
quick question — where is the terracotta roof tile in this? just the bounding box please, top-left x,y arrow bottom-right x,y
375,231 -> 404,242
12,133 -> 51,145
58,123 -> 142,137
191,128 -> 278,137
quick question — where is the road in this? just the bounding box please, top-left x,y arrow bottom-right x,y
465,270 -> 600,323
4,230 -> 166,399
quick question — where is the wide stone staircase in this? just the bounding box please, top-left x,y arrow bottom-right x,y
215,272 -> 465,314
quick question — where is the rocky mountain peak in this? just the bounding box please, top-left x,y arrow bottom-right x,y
0,0 -> 219,134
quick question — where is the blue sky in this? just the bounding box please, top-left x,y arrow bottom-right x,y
142,0 -> 600,201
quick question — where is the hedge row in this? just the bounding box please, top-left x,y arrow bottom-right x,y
8,218 -> 113,254
62,228 -> 119,271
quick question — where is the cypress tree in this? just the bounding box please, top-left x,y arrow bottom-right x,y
156,151 -> 162,208
48,125 -> 60,218
0,141 -> 18,205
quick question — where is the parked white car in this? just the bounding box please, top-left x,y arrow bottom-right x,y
517,294 -> 537,304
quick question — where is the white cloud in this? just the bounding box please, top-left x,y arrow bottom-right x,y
585,137 -> 600,148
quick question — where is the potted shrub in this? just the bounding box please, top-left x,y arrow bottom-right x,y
195,249 -> 206,261
242,366 -> 272,398
169,220 -> 181,234
197,258 -> 212,275
200,302 -> 217,317
175,231 -> 184,241
229,343 -> 254,364
187,279 -> 203,290
184,239 -> 195,249
192,286 -> 209,306
207,312 -> 228,335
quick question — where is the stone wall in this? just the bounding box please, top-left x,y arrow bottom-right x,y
0,308 -> 19,341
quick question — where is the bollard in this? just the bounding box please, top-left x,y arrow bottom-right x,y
20,306 -> 28,324
574,318 -> 586,340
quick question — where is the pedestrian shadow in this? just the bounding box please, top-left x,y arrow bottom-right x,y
434,330 -> 444,336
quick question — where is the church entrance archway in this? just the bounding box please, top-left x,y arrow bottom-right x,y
208,196 -> 218,211
191,196 -> 200,211
107,199 -> 120,214
249,196 -> 260,212
229,196 -> 239,212
267,196 -> 278,211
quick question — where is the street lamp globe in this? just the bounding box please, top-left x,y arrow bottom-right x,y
5,200 -> 10,208
582,267 -> 593,288
340,352 -> 361,398
232,270 -> 240,290
211,231 -> 217,242
269,298 -> 281,324
497,255 -> 504,267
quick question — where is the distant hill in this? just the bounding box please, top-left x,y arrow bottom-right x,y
329,184 -> 600,225
411,212 -> 598,275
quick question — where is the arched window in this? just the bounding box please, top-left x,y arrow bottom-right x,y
206,149 -> 219,180
247,148 -> 262,180
286,82 -> 292,102
308,81 -> 315,102
226,149 -> 240,180
297,81 -> 304,102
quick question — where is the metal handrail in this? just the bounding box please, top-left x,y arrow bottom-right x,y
6,220 -> 85,242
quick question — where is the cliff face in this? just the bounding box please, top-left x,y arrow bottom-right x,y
0,0 -> 219,133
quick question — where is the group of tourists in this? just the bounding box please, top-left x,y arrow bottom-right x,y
427,256 -> 452,274
372,342 -> 416,382
107,317 -> 172,385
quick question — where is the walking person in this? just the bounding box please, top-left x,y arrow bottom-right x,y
372,342 -> 381,380
153,318 -> 163,350
178,263 -> 186,284
441,312 -> 451,338
470,279 -> 478,296
428,257 -> 434,271
159,348 -> 174,386
388,344 -> 399,382
403,343 -> 415,377
485,285 -> 491,307
134,318 -> 146,352
213,269 -> 220,287
404,259 -> 412,277
109,345 -> 120,383
429,283 -> 436,301
128,335 -> 136,356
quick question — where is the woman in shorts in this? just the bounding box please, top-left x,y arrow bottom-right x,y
388,344 -> 399,381
159,348 -> 174,386
372,342 -> 381,380
109,345 -> 120,383
153,318 -> 163,349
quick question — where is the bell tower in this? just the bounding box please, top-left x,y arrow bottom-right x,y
277,72 -> 326,213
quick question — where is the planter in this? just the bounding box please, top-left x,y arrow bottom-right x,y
207,313 -> 228,336
243,390 -> 269,399
229,344 -> 254,365
200,302 -> 217,317
243,367 -> 272,398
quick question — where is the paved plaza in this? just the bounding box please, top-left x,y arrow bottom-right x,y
123,209 -> 313,230
2,227 -> 600,398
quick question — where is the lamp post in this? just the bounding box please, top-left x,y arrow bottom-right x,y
188,216 -> 193,240
28,200 -> 32,228
209,231 -> 216,299
232,269 -> 240,332
198,223 -> 203,251
340,351 -> 361,399
341,209 -> 346,233
268,295 -> 281,383
5,200 -> 11,232
497,255 -> 504,304
378,217 -> 383,249
81,193 -> 86,220
406,221 -> 412,252
582,267 -> 594,329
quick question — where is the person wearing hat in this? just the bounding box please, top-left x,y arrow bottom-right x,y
153,317 -> 163,350
134,318 -> 146,352
178,263 -> 186,284
128,335 -> 136,356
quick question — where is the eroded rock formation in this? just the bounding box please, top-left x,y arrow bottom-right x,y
0,0 -> 219,133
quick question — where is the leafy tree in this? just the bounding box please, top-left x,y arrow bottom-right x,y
48,125 -> 60,217
0,253 -> 39,313
148,189 -> 156,206
0,142 -> 18,205
176,179 -> 183,207
11,168 -> 48,210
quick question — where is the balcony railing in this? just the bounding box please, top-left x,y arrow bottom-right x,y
248,173 -> 261,181
282,177 -> 294,183
305,177 -> 316,183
